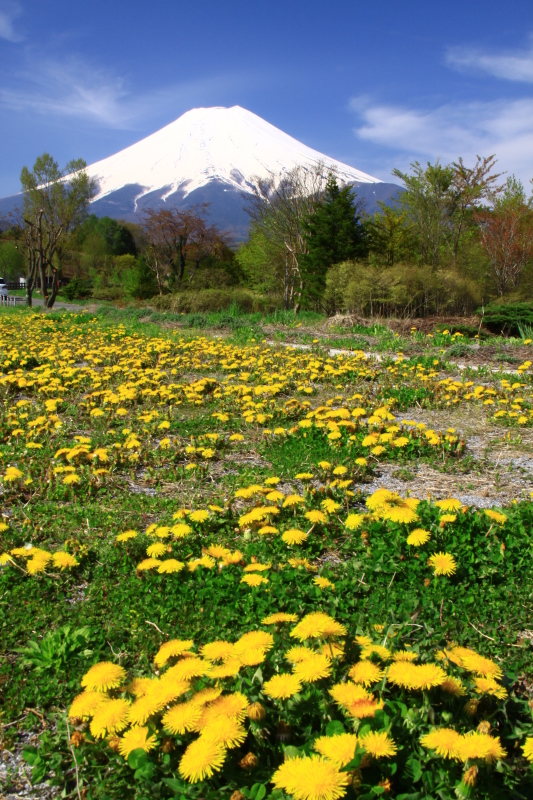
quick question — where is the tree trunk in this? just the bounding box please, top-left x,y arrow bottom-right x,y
178,235 -> 187,281
47,269 -> 60,308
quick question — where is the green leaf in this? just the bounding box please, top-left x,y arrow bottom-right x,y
163,777 -> 188,794
134,762 -> 156,781
326,720 -> 346,737
283,746 -> 301,759
405,757 -> 423,783
127,748 -> 148,770
251,784 -> 267,800
22,746 -> 38,766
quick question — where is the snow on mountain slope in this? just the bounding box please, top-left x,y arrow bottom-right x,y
86,106 -> 381,209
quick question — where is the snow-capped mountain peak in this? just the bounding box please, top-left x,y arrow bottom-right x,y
87,105 -> 381,208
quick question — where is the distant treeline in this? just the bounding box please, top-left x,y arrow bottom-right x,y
2,152 -> 533,315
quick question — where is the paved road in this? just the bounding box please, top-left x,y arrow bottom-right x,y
21,298 -> 89,311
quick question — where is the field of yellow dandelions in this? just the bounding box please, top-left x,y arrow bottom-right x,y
1,309 -> 532,799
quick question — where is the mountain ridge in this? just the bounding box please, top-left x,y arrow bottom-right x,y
0,106 -> 402,239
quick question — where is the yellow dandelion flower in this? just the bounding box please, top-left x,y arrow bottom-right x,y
407,528 -> 430,546
344,513 -> 364,530
420,728 -> 462,759
197,693 -> 249,726
158,559 -> 185,574
435,498 -> 462,512
178,737 -> 226,783
258,525 -> 278,535
163,701 -> 202,734
52,552 -> 79,570
360,643 -> 392,662
484,509 -> 507,525
263,673 -> 302,699
90,698 -> 131,738
272,754 -> 349,800
241,574 -> 268,586
473,677 -> 507,699
305,510 -> 327,524
69,691 -> 108,720
118,726 -> 157,758
291,612 -> 347,641
282,528 -> 308,545
189,510 -> 210,523
293,653 -> 332,683
283,494 -> 305,507
154,639 -> 194,667
209,660 -> 242,678
234,631 -> 274,656
165,656 -> 212,681
453,731 -> 506,763
359,730 -> 397,758
201,716 -> 247,749
136,558 -> 161,571
392,650 -> 418,662
439,514 -> 457,526
116,530 -> 137,542
444,646 -> 502,679
238,648 -> 268,666
349,661 -> 384,686
329,682 -> 372,710
266,490 -> 285,502
81,662 -> 126,692
286,646 -> 315,664
146,542 -> 166,557
244,563 -> 270,573
387,661 -> 447,690
262,612 -> 299,625
200,640 -> 235,661
314,576 -> 335,590
170,523 -> 193,539
314,732 -> 358,767
522,738 -> 533,762
3,466 -> 23,482
428,552 -> 457,576
440,677 -> 466,696
205,545 -> 231,559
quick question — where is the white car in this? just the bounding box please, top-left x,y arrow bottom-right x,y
0,278 -> 8,297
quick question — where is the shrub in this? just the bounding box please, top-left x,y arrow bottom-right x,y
61,278 -> 93,300
151,288 -> 278,314
478,302 -> 533,335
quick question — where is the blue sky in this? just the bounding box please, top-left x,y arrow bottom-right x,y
1,0 -> 533,196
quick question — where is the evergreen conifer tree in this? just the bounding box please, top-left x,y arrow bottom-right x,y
301,174 -> 364,303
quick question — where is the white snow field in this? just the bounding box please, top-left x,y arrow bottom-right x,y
86,105 -> 382,207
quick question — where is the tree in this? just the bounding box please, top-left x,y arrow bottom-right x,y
142,206 -> 208,287
364,203 -> 417,267
245,163 -> 328,311
392,160 -> 454,269
476,176 -> 533,295
0,242 -> 25,281
447,155 -> 503,264
300,175 -> 365,302
20,153 -> 95,307
73,215 -> 137,257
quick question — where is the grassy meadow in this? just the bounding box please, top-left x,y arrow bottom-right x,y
1,306 -> 533,800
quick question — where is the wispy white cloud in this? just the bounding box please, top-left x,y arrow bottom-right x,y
0,0 -> 23,42
350,95 -> 533,182
0,52 -> 253,129
446,35 -> 533,83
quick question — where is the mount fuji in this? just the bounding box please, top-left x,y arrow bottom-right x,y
0,106 -> 402,238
